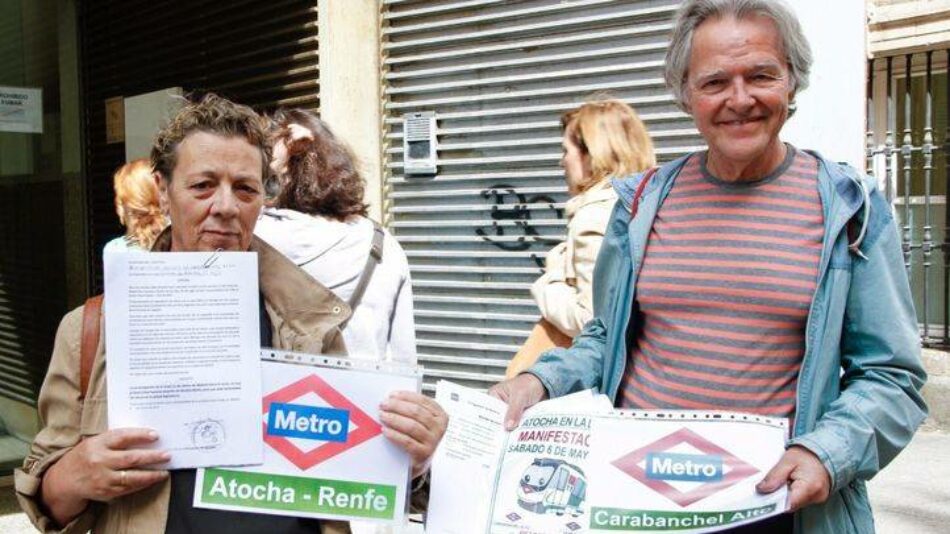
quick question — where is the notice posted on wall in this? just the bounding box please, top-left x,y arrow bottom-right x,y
428,381 -> 789,534
0,86 -> 42,133
193,351 -> 422,525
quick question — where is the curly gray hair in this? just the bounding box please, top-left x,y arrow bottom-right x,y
663,0 -> 812,113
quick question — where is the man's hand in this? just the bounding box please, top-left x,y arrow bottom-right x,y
488,373 -> 549,431
756,445 -> 832,511
42,428 -> 170,527
379,391 -> 449,479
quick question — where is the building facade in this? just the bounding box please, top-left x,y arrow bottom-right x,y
2,0 -> 932,472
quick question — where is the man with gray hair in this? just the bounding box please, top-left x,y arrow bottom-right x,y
491,1 -> 927,532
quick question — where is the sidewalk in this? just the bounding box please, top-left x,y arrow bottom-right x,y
1,430 -> 947,533
867,428 -> 950,532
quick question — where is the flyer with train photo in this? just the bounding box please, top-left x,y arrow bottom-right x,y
428,381 -> 789,534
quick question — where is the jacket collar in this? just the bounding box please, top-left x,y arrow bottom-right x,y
151,228 -> 350,345
611,155 -> 692,212
611,150 -> 870,229
566,178 -> 617,216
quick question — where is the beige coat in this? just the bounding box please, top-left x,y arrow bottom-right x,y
15,232 -> 353,534
531,179 -> 617,337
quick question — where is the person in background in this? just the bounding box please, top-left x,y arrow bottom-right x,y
533,100 -> 655,338
103,158 -> 166,252
16,94 -> 446,533
256,108 -> 416,365
506,100 -> 655,378
490,1 -> 927,532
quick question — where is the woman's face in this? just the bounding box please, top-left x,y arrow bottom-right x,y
158,131 -> 264,252
561,130 -> 590,196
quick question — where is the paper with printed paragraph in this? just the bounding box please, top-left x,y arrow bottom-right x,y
428,381 -> 789,534
193,356 -> 420,524
103,250 -> 263,469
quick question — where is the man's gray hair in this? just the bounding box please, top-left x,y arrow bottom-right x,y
663,0 -> 813,112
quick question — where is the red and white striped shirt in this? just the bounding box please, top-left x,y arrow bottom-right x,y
618,147 -> 823,418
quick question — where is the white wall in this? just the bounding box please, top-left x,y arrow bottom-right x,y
782,0 -> 867,170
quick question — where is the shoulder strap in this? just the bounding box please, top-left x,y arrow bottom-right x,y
345,222 -> 386,318
630,167 -> 658,220
80,294 -> 104,401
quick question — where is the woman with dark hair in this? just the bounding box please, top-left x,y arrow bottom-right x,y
256,109 -> 416,365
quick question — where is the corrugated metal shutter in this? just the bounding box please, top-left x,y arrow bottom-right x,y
79,0 -> 319,292
0,182 -> 66,405
380,0 -> 703,392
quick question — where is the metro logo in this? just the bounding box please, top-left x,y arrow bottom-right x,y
612,428 -> 758,507
646,452 -> 723,482
263,374 -> 382,470
267,403 -> 350,443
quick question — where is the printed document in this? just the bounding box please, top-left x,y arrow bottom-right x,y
104,251 -> 263,469
429,381 -> 789,534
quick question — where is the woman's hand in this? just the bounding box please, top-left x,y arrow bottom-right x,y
379,392 -> 448,479
41,428 -> 170,527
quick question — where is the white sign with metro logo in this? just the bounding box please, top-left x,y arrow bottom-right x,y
193,351 -> 421,524
585,412 -> 788,532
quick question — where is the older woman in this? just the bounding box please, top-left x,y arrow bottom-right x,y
16,94 -> 447,533
491,1 -> 927,533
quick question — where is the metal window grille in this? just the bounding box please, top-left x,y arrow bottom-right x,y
380,0 -> 702,391
867,50 -> 950,347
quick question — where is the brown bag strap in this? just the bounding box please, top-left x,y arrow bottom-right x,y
80,294 -> 104,400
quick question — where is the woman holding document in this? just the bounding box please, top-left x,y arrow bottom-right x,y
16,94 -> 447,533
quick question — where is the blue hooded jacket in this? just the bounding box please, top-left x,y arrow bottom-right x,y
529,152 -> 928,534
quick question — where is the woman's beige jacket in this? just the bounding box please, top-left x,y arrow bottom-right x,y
531,179 -> 617,337
15,232 -> 353,533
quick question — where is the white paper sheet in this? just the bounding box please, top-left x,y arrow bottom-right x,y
104,251 -> 263,469
427,381 -> 509,534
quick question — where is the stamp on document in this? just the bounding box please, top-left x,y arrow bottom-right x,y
189,418 -> 226,450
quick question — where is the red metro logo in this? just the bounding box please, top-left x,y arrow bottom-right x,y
262,374 -> 382,470
611,428 -> 759,507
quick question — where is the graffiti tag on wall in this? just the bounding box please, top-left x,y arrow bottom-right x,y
474,184 -> 564,267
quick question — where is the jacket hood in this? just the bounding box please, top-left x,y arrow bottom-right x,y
254,208 -> 354,267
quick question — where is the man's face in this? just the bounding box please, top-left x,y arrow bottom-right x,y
685,14 -> 794,169
158,131 -> 264,252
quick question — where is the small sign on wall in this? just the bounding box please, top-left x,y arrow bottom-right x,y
105,96 -> 125,144
0,86 -> 43,134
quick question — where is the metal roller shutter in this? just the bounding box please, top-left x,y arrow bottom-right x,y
380,0 -> 702,392
79,0 -> 319,292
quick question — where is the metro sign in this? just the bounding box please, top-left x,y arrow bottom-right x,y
611,428 -> 758,507
262,373 -> 382,470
